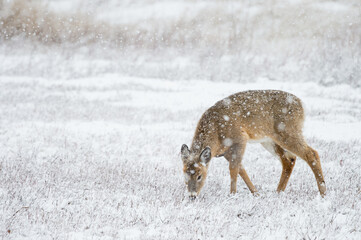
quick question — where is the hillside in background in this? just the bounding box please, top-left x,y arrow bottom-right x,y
1,0 -> 360,86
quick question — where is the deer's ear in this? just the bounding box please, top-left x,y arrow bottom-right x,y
200,147 -> 211,165
181,144 -> 190,162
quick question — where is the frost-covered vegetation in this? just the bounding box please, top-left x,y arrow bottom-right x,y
0,0 -> 360,239
1,77 -> 361,239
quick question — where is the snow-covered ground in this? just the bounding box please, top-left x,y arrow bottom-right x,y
0,75 -> 360,239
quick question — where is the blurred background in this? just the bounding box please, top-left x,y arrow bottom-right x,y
0,0 -> 360,86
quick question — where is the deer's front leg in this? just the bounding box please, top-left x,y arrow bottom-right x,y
239,164 -> 258,194
225,142 -> 247,194
229,164 -> 238,194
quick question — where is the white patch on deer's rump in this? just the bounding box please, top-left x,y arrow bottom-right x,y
247,137 -> 273,144
260,141 -> 278,157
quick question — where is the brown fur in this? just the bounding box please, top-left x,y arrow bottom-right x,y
181,90 -> 326,197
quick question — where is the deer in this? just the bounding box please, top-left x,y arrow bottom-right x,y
181,90 -> 326,199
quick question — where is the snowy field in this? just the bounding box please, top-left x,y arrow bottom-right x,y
1,0 -> 361,239
1,75 -> 360,239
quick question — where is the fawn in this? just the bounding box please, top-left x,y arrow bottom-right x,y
181,90 -> 326,199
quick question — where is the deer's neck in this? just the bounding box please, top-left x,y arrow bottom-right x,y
190,117 -> 218,155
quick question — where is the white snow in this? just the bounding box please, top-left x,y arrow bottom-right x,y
222,98 -> 232,106
286,95 -> 294,104
1,75 -> 360,239
223,138 -> 233,147
223,115 -> 230,121
277,122 -> 286,131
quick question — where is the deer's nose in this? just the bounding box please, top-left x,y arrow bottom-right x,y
189,191 -> 197,200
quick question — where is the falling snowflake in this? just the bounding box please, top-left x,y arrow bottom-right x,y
223,138 -> 233,147
278,122 -> 286,131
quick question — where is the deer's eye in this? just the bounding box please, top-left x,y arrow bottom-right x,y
197,175 -> 202,181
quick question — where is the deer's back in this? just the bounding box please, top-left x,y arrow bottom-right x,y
199,90 -> 305,142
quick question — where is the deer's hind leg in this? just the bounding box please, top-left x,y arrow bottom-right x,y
272,134 -> 326,196
261,142 -> 297,192
274,144 -> 296,192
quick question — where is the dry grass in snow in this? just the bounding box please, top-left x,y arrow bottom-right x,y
0,76 -> 360,239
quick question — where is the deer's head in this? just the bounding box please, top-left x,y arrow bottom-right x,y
181,144 -> 211,199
